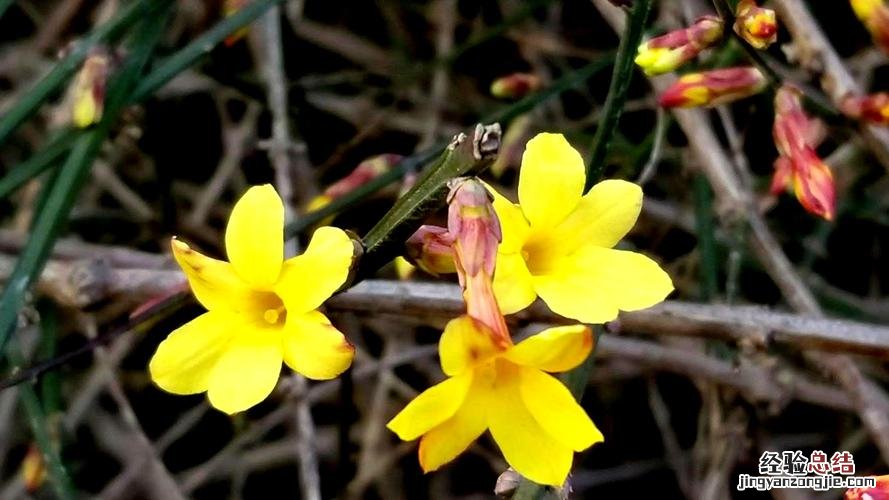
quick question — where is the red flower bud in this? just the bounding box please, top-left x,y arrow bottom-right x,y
658,66 -> 766,108
771,86 -> 836,220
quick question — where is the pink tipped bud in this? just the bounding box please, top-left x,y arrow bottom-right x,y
324,154 -> 403,199
772,86 -> 836,220
841,92 -> 889,125
447,177 -> 502,279
635,15 -> 724,75
446,177 -> 509,346
490,73 -> 542,99
658,66 -> 767,108
70,49 -> 110,128
734,0 -> 778,49
405,225 -> 456,276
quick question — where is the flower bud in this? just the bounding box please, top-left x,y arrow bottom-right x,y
635,15 -> 724,76
405,225 -> 456,276
70,49 -> 110,128
21,444 -> 46,493
490,73 -> 542,99
840,92 -> 889,125
851,0 -> 889,55
305,154 -> 404,220
658,66 -> 766,108
446,177 -> 509,346
734,0 -> 778,49
771,86 -> 836,220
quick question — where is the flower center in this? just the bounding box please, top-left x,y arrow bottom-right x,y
521,235 -> 560,276
251,291 -> 287,327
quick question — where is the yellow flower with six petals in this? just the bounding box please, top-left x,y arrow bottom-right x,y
149,185 -> 357,414
488,133 -> 674,324
387,315 -> 602,486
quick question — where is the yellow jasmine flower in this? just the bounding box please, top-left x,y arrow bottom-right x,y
487,133 -> 673,324
388,315 -> 602,486
149,185 -> 357,414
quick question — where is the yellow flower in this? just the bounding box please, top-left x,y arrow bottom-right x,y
487,133 -> 673,324
387,315 -> 602,486
149,185 -> 357,414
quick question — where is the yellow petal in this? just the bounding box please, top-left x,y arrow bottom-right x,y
492,252 -> 537,315
207,327 -> 283,414
533,246 -> 673,324
282,311 -> 354,380
387,372 -> 473,441
225,184 -> 284,287
275,226 -> 355,314
518,133 -> 585,228
418,379 -> 489,472
519,367 -> 603,451
171,238 -> 250,312
487,361 -> 574,486
149,311 -> 235,394
484,182 -> 530,254
439,315 -> 503,376
505,324 -> 592,372
548,179 -> 642,252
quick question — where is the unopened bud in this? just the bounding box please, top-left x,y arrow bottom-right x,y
491,73 -> 542,99
21,444 -> 46,493
658,66 -> 766,108
771,86 -> 836,220
734,0 -> 778,50
70,49 -> 110,128
635,15 -> 724,76
325,154 -> 403,198
446,177 -> 508,346
405,225 -> 456,276
840,92 -> 889,125
446,177 -> 502,279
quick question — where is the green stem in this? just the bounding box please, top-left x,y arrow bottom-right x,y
584,0 -> 653,191
0,5 -> 171,356
693,175 -> 718,301
9,342 -> 76,499
0,129 -> 78,200
0,0 -> 160,146
37,301 -> 61,415
358,124 -> 501,276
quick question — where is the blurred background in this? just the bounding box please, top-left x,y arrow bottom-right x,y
1,0 -> 889,498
